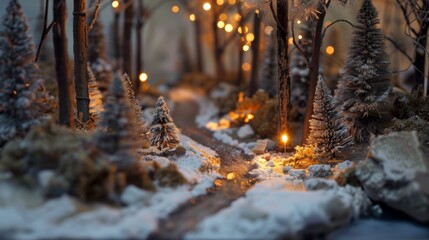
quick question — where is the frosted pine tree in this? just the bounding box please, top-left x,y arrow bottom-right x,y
88,65 -> 104,115
259,33 -> 277,97
150,96 -> 180,151
308,76 -> 353,157
95,72 -> 142,170
335,0 -> 391,142
88,18 -> 113,93
0,0 -> 50,146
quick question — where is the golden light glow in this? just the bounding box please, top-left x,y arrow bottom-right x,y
228,0 -> 236,4
255,9 -> 260,14
225,24 -> 233,32
219,13 -> 228,21
189,14 -> 196,21
242,63 -> 251,71
217,21 -> 225,28
234,13 -> 241,21
297,20 -> 301,24
238,92 -> 244,102
226,172 -> 236,180
242,44 -> 250,51
111,0 -> 119,8
216,0 -> 224,5
281,134 -> 288,143
298,35 -> 303,40
203,2 -> 211,11
246,33 -> 255,42
288,37 -> 293,45
237,26 -> 248,34
264,26 -> 273,35
326,45 -> 335,55
139,72 -> 148,82
171,5 -> 179,13
244,113 -> 254,123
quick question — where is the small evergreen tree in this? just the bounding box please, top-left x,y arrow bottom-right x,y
95,72 -> 142,170
335,0 -> 391,142
0,0 -> 50,145
308,76 -> 353,157
150,96 -> 180,151
88,65 -> 104,115
88,19 -> 113,93
259,33 -> 277,97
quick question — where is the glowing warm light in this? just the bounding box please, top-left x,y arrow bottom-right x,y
234,13 -> 241,21
244,114 -> 254,123
264,26 -> 273,35
238,92 -> 244,103
171,5 -> 179,13
255,9 -> 260,14
189,14 -> 196,21
297,20 -> 301,24
228,0 -> 236,4
217,21 -> 225,28
219,13 -> 228,21
281,134 -> 288,143
226,172 -> 236,180
238,26 -> 248,34
242,44 -> 250,51
288,37 -> 293,45
111,0 -> 119,8
242,63 -> 251,71
225,24 -> 233,32
203,2 -> 211,11
216,0 -> 224,5
298,35 -> 303,40
326,45 -> 335,55
139,72 -> 148,82
246,33 -> 255,42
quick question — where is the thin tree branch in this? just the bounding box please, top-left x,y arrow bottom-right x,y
385,35 -> 414,62
268,0 -> 286,33
35,0 -> 54,63
291,19 -> 310,66
87,0 -> 101,32
322,19 -> 356,39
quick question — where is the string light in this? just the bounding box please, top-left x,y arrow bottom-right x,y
242,63 -> 251,71
171,5 -> 179,13
242,44 -> 250,51
217,21 -> 225,28
298,35 -> 303,40
288,37 -> 293,45
203,2 -> 211,11
189,14 -> 196,21
245,33 -> 254,42
326,46 -> 335,55
225,24 -> 233,32
219,13 -> 228,21
216,0 -> 224,5
297,20 -> 301,24
237,26 -> 248,34
234,13 -> 241,21
111,0 -> 119,8
139,73 -> 148,82
228,0 -> 236,4
264,26 -> 273,35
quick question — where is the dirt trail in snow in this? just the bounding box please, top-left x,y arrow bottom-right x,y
148,99 -> 255,239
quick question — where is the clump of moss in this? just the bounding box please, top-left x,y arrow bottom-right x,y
216,90 -> 239,117
250,98 -> 278,138
392,86 -> 429,121
154,163 -> 188,187
385,116 -> 429,148
334,166 -> 361,187
285,145 -> 321,168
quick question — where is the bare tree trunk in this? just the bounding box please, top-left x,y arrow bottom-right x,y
73,0 -> 89,122
303,1 -> 330,144
249,14 -> 261,96
194,19 -> 203,72
237,3 -> 245,87
211,0 -> 223,82
413,0 -> 429,95
123,0 -> 134,78
135,0 -> 143,93
277,0 -> 290,138
53,0 -> 75,127
113,12 -> 120,70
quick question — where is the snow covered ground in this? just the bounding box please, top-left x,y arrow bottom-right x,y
0,135 -> 221,239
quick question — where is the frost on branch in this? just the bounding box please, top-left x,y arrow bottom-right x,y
150,96 -> 180,151
335,0 -> 391,142
308,76 -> 353,158
0,0 -> 51,146
95,72 -> 142,170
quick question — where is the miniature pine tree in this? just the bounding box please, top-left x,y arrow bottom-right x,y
95,72 -> 142,169
88,65 -> 104,115
150,96 -> 180,151
335,0 -> 391,142
308,76 -> 353,157
88,18 -> 113,93
259,33 -> 278,97
0,0 -> 50,145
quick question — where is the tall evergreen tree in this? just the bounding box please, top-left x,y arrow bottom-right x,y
259,33 -> 277,97
150,96 -> 180,151
0,0 -> 50,145
308,76 -> 353,157
335,0 -> 391,142
95,72 -> 142,170
88,18 -> 113,93
88,65 -> 104,115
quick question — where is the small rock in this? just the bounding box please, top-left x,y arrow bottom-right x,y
266,139 -> 277,151
265,161 -> 275,167
121,185 -> 150,205
38,170 -> 55,189
305,178 -> 338,191
335,160 -> 355,171
153,157 -> 170,168
237,124 -> 255,139
283,165 -> 293,173
289,169 -> 306,180
308,164 -> 332,178
260,153 -> 271,160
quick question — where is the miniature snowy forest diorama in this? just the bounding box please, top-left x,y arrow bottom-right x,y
0,0 -> 428,238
